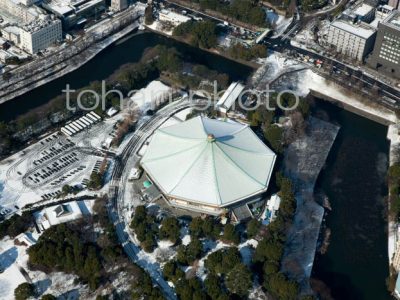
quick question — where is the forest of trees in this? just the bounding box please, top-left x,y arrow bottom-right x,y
0,211 -> 33,239
253,174 -> 299,299
300,0 -> 328,12
24,197 -> 163,299
227,43 -> 267,61
173,21 -> 218,49
187,0 -> 268,27
28,224 -> 104,290
247,94 -> 310,153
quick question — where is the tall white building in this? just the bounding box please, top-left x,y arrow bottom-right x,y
0,0 -> 63,54
327,20 -> 377,61
0,0 -> 42,23
20,19 -> 62,54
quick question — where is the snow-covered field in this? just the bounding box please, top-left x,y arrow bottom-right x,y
0,234 -> 91,300
0,112 -> 123,213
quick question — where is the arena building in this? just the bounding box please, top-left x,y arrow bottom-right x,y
140,116 -> 276,216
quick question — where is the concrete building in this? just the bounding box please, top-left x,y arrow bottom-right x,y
158,9 -> 191,26
0,0 -> 62,54
140,116 -> 276,216
342,3 -> 376,23
216,81 -> 245,115
42,0 -> 106,30
0,0 -> 43,24
1,26 -> 21,45
372,5 -> 395,28
111,0 -> 128,12
369,11 -> 400,78
327,20 -> 377,61
20,18 -> 62,53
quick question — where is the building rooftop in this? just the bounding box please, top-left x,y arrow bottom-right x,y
44,0 -> 104,16
353,3 -> 374,17
141,116 -> 276,207
216,82 -> 245,110
159,9 -> 191,23
331,20 -> 376,39
22,18 -> 60,33
384,10 -> 400,29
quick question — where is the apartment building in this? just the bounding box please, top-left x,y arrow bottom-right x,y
0,0 -> 63,54
369,11 -> 400,78
327,20 -> 377,61
20,18 -> 62,54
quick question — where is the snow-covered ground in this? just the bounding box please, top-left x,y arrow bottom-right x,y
0,234 -> 91,300
0,108 -> 129,214
296,69 -> 398,124
252,53 -> 306,90
270,12 -> 292,38
145,21 -> 173,36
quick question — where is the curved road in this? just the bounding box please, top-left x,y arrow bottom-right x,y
108,98 -> 197,300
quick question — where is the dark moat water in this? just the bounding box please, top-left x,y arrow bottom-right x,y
0,31 -> 253,121
312,100 -> 390,300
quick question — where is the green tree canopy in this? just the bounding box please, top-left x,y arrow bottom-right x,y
159,217 -> 181,244
264,125 -> 284,153
14,283 -> 34,300
225,263 -> 252,297
246,219 -> 261,238
222,224 -> 240,244
264,273 -> 299,300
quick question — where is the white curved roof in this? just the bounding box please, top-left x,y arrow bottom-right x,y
141,116 -> 276,207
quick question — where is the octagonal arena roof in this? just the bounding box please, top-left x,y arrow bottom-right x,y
140,116 -> 276,207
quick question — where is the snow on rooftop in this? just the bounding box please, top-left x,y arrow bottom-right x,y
159,9 -> 191,23
387,11 -> 400,28
330,20 -> 376,39
353,4 -> 374,16
216,81 -> 245,110
34,200 -> 94,229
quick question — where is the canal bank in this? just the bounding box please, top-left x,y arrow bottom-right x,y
0,32 -> 253,122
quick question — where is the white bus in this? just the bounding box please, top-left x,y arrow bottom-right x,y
69,123 -> 82,132
90,111 -> 101,120
86,113 -> 98,123
79,118 -> 91,127
81,116 -> 93,125
65,125 -> 77,135
74,121 -> 86,131
61,127 -> 73,136
65,125 -> 78,134
76,119 -> 88,129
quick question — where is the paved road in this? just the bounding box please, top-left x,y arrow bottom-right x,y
108,98 -> 197,300
0,4 -> 145,102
